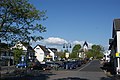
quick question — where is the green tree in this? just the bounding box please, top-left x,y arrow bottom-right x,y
86,45 -> 104,59
86,49 -> 94,58
56,51 -> 65,59
13,48 -> 23,64
0,0 -> 47,42
71,44 -> 81,58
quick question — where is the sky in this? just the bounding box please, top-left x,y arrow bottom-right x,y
29,0 -> 120,51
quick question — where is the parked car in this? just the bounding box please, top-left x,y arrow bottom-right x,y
16,61 -> 27,68
46,62 -> 62,69
76,60 -> 82,67
63,61 -> 76,69
31,61 -> 51,70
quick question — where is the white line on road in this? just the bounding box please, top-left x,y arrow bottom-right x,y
79,61 -> 93,71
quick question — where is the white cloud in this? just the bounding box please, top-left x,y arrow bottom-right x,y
31,37 -> 94,50
43,37 -> 68,45
72,40 -> 93,49
72,41 -> 84,45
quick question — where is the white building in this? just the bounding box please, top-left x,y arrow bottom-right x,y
103,50 -> 111,62
34,45 -> 51,62
109,19 -> 120,74
12,41 -> 35,62
83,41 -> 88,52
48,48 -> 55,61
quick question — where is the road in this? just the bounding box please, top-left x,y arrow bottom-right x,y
47,60 -> 113,80
1,60 -> 116,80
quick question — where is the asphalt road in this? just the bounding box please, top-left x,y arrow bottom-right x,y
1,60 -> 116,80
48,60 -> 113,80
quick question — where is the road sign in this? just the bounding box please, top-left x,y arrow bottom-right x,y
116,53 -> 120,57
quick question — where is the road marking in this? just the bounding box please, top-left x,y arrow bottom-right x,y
79,61 -> 92,71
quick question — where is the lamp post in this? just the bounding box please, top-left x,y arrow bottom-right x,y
63,43 -> 71,59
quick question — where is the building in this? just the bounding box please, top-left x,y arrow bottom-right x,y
109,19 -> 120,74
12,41 -> 35,63
48,48 -> 57,61
83,41 -> 89,52
34,44 -> 51,62
0,43 -> 14,66
79,41 -> 89,59
103,50 -> 110,62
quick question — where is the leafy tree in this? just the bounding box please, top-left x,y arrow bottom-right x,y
71,44 -> 81,58
0,0 -> 47,42
86,45 -> 104,59
13,48 -> 23,64
56,51 -> 65,58
86,49 -> 94,58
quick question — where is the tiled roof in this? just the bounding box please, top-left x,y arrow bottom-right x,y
48,48 -> 57,52
35,44 -> 50,53
83,41 -> 88,47
114,19 -> 120,31
112,19 -> 120,38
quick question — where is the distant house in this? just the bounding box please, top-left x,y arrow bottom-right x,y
103,50 -> 110,62
78,41 -> 89,59
83,41 -> 88,52
0,43 -> 14,66
48,48 -> 57,61
34,44 -> 51,62
12,41 -> 35,62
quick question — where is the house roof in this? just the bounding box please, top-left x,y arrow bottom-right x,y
113,19 -> 120,31
109,39 -> 114,45
0,43 -> 9,51
34,44 -> 50,53
27,46 -> 35,52
48,48 -> 57,53
20,41 -> 29,47
112,19 -> 120,38
83,41 -> 88,47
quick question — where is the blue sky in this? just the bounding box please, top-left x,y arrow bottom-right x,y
29,0 -> 120,50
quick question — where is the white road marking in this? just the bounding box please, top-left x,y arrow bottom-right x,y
79,61 -> 93,71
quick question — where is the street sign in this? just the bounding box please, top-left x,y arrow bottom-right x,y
116,53 -> 120,57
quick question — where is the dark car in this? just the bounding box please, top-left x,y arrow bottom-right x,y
31,61 -> 51,70
46,62 -> 62,69
63,61 -> 74,69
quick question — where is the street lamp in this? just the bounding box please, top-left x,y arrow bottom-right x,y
63,43 -> 71,59
63,43 -> 71,52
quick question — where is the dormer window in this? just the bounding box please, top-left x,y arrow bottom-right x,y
36,48 -> 40,49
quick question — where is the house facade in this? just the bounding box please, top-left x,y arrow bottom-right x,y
34,45 -> 52,62
83,41 -> 88,52
34,45 -> 58,62
0,43 -> 14,66
79,41 -> 89,59
12,41 -> 35,63
109,19 -> 120,74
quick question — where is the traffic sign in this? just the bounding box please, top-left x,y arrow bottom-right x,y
116,53 -> 120,57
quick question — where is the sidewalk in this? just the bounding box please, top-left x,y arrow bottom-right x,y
0,65 -> 15,74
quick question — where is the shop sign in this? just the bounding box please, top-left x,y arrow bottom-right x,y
116,53 -> 120,57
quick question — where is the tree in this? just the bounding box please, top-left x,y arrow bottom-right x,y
56,51 -> 65,59
86,45 -> 104,59
0,0 -> 47,42
13,48 -> 23,64
71,44 -> 81,58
